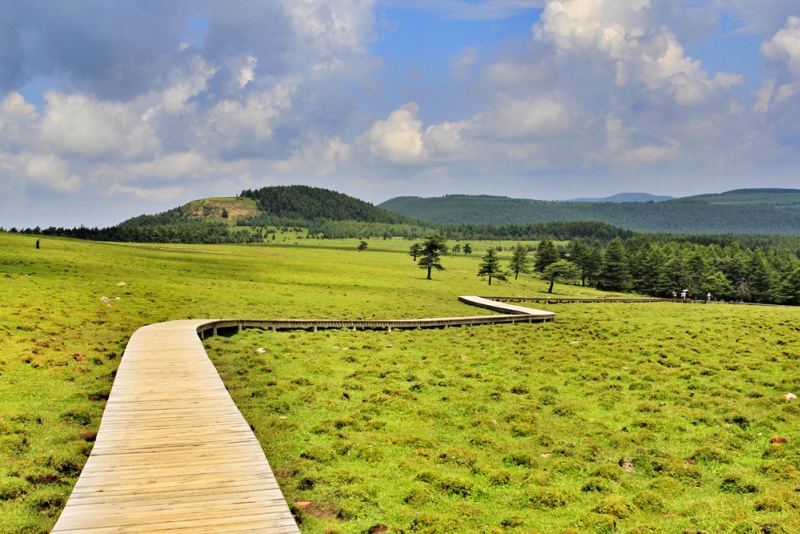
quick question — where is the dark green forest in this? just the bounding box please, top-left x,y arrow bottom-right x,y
378,189 -> 800,234
533,235 -> 800,305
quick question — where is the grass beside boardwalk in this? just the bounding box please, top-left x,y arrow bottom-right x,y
1,231 -> 799,533
208,304 -> 800,533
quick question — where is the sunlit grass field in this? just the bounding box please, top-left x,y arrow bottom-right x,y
1,231 -> 799,533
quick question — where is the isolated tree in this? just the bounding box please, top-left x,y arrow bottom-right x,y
477,248 -> 507,285
463,243 -> 472,255
418,234 -> 449,280
509,242 -> 531,280
452,244 -> 462,256
535,239 -> 559,273
409,242 -> 422,261
358,240 -> 368,252
542,260 -> 580,293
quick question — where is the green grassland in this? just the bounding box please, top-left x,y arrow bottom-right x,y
1,231 -> 799,533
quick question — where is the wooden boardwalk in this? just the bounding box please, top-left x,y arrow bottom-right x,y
51,320 -> 300,533
52,298 -> 553,532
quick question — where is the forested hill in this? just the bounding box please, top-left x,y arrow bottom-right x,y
378,191 -> 800,235
240,185 -> 416,224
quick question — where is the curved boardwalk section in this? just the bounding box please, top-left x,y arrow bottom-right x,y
53,298 -> 553,532
51,320 -> 300,534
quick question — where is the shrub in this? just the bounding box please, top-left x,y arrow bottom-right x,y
591,495 -> 633,519
527,488 -> 568,509
720,473 -> 760,494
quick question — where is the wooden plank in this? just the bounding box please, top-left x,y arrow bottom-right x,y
51,319 -> 300,534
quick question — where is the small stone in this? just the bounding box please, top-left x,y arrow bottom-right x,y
255,348 -> 266,354
460,355 -> 467,360
541,453 -> 551,458
569,340 -> 580,345
294,501 -> 311,510
784,393 -> 797,400
621,457 -> 635,473
770,437 -> 788,444
100,296 -> 112,306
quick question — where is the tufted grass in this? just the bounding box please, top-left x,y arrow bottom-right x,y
207,303 -> 800,533
1,230 -> 799,533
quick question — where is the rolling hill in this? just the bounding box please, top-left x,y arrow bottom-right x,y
378,189 -> 800,235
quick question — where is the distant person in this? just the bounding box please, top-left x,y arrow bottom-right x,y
707,292 -> 712,302
36,239 -> 40,249
681,288 -> 688,301
672,290 -> 677,299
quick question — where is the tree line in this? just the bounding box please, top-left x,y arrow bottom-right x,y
406,234 -> 800,305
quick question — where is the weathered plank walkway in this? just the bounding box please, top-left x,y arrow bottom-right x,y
52,298 -> 553,533
51,319 -> 300,534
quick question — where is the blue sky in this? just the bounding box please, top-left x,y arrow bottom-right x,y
1,0 -> 799,228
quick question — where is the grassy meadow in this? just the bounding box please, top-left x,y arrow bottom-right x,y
1,231 -> 799,533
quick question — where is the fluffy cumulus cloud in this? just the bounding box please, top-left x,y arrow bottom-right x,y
2,1 -> 800,227
360,103 -> 428,164
0,0 -> 379,226
534,0 -> 741,104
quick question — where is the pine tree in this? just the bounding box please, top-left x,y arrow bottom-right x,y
541,259 -> 580,293
597,237 -> 630,291
534,239 -> 559,273
477,248 -> 507,285
418,234 -> 448,280
509,242 -> 531,280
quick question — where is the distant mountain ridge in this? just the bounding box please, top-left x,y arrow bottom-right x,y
378,189 -> 800,235
567,192 -> 674,203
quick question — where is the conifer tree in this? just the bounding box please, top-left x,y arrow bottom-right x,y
477,248 -> 507,285
534,239 -> 559,272
418,234 -> 448,280
509,242 -> 531,280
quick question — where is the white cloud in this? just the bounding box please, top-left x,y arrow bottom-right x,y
1,92 -> 37,118
238,55 -> 257,88
375,0 -> 543,20
106,184 -> 185,202
23,154 -> 82,193
160,55 -> 218,114
478,60 -> 554,88
483,96 -> 569,139
361,103 -> 428,164
535,0 -> 740,104
762,16 -> 800,78
40,91 -> 160,158
423,120 -> 472,155
453,47 -> 478,82
204,81 -> 298,152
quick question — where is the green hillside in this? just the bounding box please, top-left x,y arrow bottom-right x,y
239,185 -> 417,224
684,188 -> 800,211
378,190 -> 800,235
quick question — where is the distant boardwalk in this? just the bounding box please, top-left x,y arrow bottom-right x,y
52,299 -> 553,532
